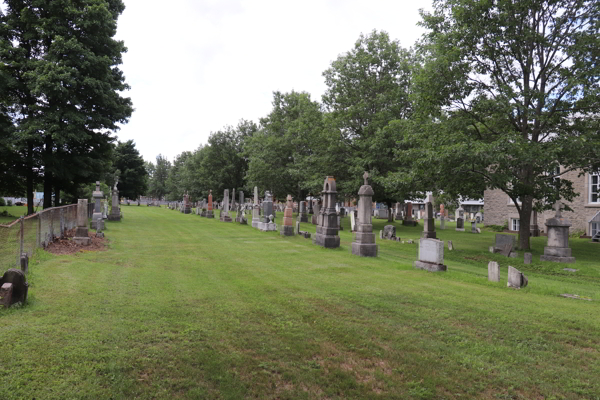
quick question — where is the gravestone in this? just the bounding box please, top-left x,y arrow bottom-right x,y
252,187 -> 260,228
312,201 -> 320,225
524,253 -> 532,264
91,181 -> 103,229
530,210 -> 541,237
108,181 -> 121,221
448,240 -> 453,251
351,172 -> 378,257
298,201 -> 308,222
183,192 -> 191,214
507,266 -> 528,289
402,202 -> 417,226
421,201 -> 436,239
230,188 -> 236,213
488,261 -> 500,282
350,210 -> 357,232
314,176 -> 341,249
394,202 -> 403,220
440,204 -> 445,219
280,195 -> 295,236
493,234 -> 517,254
0,269 -> 29,306
206,190 -> 215,218
96,217 -> 104,238
337,214 -> 343,231
455,207 -> 465,231
540,202 -> 575,263
0,283 -> 12,308
296,221 -> 311,239
471,220 -> 479,233
103,200 -> 108,219
308,196 -> 313,215
414,238 -> 447,272
383,225 -> 396,240
259,191 -> 276,231
20,253 -> 28,274
220,189 -> 232,222
74,199 -> 91,246
440,216 -> 445,230
236,191 -> 245,222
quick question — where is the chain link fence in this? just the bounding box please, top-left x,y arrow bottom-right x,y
0,204 -> 78,271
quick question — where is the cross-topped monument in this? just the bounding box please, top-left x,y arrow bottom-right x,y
363,171 -> 369,186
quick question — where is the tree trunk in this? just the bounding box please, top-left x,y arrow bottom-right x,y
387,201 -> 393,222
43,136 -> 53,209
518,196 -> 533,250
26,141 -> 34,215
54,185 -> 60,207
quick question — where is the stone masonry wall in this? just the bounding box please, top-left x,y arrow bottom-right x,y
484,170 -> 600,235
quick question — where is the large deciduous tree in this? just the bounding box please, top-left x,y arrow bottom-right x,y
412,0 -> 600,249
112,140 -> 147,200
322,30 -> 414,217
0,0 -> 133,210
147,154 -> 170,200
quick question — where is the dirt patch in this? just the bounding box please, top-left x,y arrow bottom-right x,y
45,228 -> 107,255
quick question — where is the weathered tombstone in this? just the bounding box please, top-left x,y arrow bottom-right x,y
440,204 -> 445,219
455,207 -> 465,231
524,253 -> 532,264
487,261 -> 500,282
414,238 -> 447,272
236,191 -> 245,222
308,196 -> 314,214
91,181 -> 104,229
20,253 -> 29,274
471,220 -> 479,233
252,187 -> 260,228
383,225 -> 396,240
220,189 -> 233,222
230,188 -> 236,212
448,240 -> 453,251
183,192 -> 192,214
206,190 -> 215,218
280,195 -> 295,236
0,283 -> 13,308
312,201 -> 320,225
351,172 -> 378,257
0,269 -> 29,306
337,214 -> 343,231
96,217 -> 105,238
298,201 -> 308,223
540,202 -> 575,263
314,176 -> 341,249
108,181 -> 122,221
507,266 -> 528,289
422,201 -> 436,239
402,202 -> 417,226
74,199 -> 91,245
530,210 -> 541,237
350,210 -> 357,232
103,200 -> 108,219
259,191 -> 276,231
493,234 -> 517,254
440,216 -> 445,230
394,202 -> 403,220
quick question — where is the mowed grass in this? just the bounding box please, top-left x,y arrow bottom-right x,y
1,206 -> 599,400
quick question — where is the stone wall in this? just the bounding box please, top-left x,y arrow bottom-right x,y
484,170 -> 600,235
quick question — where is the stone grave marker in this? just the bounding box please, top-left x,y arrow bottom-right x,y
0,269 -> 28,306
220,189 -> 232,222
351,172 -> 377,257
91,181 -> 103,229
414,238 -> 447,272
206,190 -> 214,218
448,240 -> 453,251
314,177 -> 340,248
74,199 -> 91,246
280,195 -> 295,236
422,201 -> 436,239
507,266 -> 528,289
488,261 -> 500,282
455,207 -> 465,231
540,202 -> 575,263
524,253 -> 532,264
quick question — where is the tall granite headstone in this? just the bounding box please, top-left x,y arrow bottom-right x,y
402,202 -> 417,226
351,172 -> 377,257
252,186 -> 260,228
74,199 -> 91,246
421,201 -> 436,239
220,189 -> 232,222
206,190 -> 214,218
455,207 -> 465,231
314,176 -> 340,249
183,192 -> 191,214
298,201 -> 308,222
108,181 -> 121,221
91,181 -> 103,229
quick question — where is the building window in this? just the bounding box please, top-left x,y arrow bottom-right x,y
511,218 -> 520,231
590,173 -> 599,203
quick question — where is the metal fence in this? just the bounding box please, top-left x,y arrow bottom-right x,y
0,204 -> 78,271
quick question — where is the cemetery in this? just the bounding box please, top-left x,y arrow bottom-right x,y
1,0 -> 599,398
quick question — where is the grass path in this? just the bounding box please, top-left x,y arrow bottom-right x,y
1,206 -> 599,399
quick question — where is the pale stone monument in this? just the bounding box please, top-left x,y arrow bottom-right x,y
455,207 -> 465,231
488,261 -> 500,282
183,192 -> 191,214
507,266 -> 528,289
414,238 -> 447,272
91,181 -> 103,229
206,190 -> 214,218
524,253 -> 532,264
421,200 -> 436,239
108,181 -> 121,221
471,220 -> 479,233
259,192 -> 277,231
351,172 -> 377,257
220,189 -> 232,222
312,201 -> 320,225
540,202 -> 575,263
350,210 -> 357,232
280,195 -> 295,236
402,202 -> 417,226
74,199 -> 91,245
314,176 -> 340,249
252,186 -> 260,228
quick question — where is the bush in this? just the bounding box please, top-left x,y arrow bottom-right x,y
7,200 -> 12,206
0,198 -> 5,206
486,225 -> 505,232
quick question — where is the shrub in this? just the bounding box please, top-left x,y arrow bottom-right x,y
486,225 -> 505,232
7,200 -> 12,206
0,198 -> 5,206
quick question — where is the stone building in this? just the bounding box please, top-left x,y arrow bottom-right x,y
484,170 -> 599,237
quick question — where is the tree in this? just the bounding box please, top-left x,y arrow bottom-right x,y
322,30 -> 415,218
0,0 -> 133,209
112,140 -> 147,200
147,154 -> 170,200
412,0 -> 600,249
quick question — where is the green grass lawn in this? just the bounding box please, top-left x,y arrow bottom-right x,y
0,205 -> 28,224
1,206 -> 599,399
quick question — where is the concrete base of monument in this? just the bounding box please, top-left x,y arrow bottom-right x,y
108,214 -> 121,221
540,255 -> 576,263
184,208 -> 191,214
220,215 -> 233,222
298,215 -> 308,223
73,236 -> 91,246
455,228 -> 465,232
252,218 -> 260,228
402,220 -> 418,227
421,231 -> 436,239
351,242 -> 378,257
206,211 -> 214,218
280,225 -> 295,236
314,234 -> 340,249
413,260 -> 447,272
259,222 -> 277,231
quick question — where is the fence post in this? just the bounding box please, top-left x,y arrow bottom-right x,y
19,216 -> 24,266
37,213 -> 41,248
